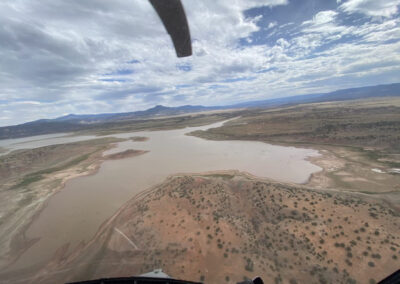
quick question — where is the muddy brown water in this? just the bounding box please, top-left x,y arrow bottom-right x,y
2,119 -> 321,274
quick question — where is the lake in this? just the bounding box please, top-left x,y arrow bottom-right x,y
3,119 -> 321,272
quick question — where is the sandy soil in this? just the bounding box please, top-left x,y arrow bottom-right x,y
0,140 -> 148,275
1,99 -> 399,283
305,145 -> 400,203
23,171 -> 400,284
189,98 -> 400,195
1,134 -> 399,284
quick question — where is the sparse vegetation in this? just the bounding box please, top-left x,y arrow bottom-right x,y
1,99 -> 399,283
38,172 -> 400,284
190,99 -> 400,193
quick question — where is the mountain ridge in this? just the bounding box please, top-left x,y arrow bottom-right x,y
1,83 -> 399,139
53,104 -> 220,123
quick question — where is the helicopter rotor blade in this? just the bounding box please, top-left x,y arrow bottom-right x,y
149,0 -> 192,57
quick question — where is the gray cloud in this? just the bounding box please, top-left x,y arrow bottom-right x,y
0,0 -> 399,126
96,85 -> 164,101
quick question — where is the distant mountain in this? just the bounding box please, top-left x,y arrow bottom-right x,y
53,105 -> 221,124
229,83 -> 400,108
0,83 -> 399,140
0,105 -> 222,139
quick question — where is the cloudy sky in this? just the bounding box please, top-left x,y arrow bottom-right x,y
0,0 -> 399,126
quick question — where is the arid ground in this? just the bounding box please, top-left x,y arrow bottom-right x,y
30,172 -> 400,284
0,98 -> 399,283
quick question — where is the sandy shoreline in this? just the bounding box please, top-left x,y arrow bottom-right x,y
2,136 -> 398,281
0,143 -> 148,273
1,136 -> 324,277
0,142 -> 349,266
1,150 -> 106,271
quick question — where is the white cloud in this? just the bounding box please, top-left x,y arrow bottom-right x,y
339,0 -> 400,18
301,10 -> 348,36
268,21 -> 278,29
312,10 -> 338,25
0,0 -> 399,126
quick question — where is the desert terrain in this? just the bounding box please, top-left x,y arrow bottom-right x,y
0,98 -> 399,283
30,172 -> 400,284
191,98 -> 400,194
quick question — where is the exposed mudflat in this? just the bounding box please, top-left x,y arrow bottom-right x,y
103,149 -> 149,160
129,136 -> 149,142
